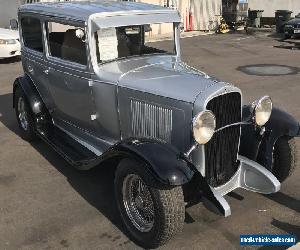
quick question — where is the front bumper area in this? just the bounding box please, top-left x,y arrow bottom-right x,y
284,28 -> 300,36
0,43 -> 21,59
205,155 -> 280,217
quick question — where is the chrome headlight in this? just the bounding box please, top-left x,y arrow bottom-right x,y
193,110 -> 216,145
0,39 -> 17,45
253,96 -> 273,126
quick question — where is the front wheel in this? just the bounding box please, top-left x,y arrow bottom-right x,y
114,158 -> 185,248
272,136 -> 297,182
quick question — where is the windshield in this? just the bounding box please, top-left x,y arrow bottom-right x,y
95,23 -> 176,63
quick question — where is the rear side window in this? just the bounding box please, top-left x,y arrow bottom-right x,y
21,17 -> 43,53
46,22 -> 87,65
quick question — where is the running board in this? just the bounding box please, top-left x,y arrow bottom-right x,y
36,122 -> 98,169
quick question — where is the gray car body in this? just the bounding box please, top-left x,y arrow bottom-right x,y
16,2 -> 299,217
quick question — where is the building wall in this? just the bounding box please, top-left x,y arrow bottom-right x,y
139,0 -> 222,31
0,0 -> 220,32
191,0 -> 221,30
0,0 -> 24,28
248,0 -> 300,18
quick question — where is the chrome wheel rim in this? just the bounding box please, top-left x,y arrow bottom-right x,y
122,174 -> 154,232
17,97 -> 28,131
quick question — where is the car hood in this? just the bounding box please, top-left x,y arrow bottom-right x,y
98,55 -> 224,103
0,28 -> 19,39
286,18 -> 300,25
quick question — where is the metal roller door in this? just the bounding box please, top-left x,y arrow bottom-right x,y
191,0 -> 222,31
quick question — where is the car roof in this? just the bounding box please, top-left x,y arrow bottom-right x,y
19,1 -> 175,22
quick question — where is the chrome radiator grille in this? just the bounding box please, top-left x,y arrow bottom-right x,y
130,100 -> 173,143
205,92 -> 242,187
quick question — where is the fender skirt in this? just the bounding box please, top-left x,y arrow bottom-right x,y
239,105 -> 300,170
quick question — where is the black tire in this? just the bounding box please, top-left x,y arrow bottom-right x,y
14,87 -> 37,141
284,34 -> 292,40
272,136 -> 297,182
114,158 -> 185,248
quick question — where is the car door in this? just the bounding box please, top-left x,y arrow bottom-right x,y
19,15 -> 54,110
45,20 -> 94,134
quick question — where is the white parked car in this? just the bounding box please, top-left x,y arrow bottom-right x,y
0,27 -> 20,59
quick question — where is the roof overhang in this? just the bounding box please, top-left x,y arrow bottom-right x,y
90,10 -> 181,31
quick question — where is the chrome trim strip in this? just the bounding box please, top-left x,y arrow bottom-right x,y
185,120 -> 252,158
54,123 -> 103,156
214,121 -> 252,133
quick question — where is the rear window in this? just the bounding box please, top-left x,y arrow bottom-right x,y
46,22 -> 87,65
21,17 -> 43,53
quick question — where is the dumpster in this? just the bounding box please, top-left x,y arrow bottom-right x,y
248,10 -> 264,28
275,10 -> 293,33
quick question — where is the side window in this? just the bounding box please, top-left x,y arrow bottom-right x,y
47,22 -> 87,65
21,17 -> 43,53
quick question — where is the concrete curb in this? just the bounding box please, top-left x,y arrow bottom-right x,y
247,27 -> 275,33
181,31 -> 215,38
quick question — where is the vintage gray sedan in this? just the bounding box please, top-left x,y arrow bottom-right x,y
14,1 -> 299,248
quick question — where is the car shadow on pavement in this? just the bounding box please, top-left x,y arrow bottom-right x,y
264,192 -> 300,214
258,218 -> 300,250
0,93 -> 21,135
273,39 -> 300,50
0,92 -> 132,244
0,56 -> 21,64
32,140 -> 124,230
271,218 -> 300,240
258,193 -> 300,250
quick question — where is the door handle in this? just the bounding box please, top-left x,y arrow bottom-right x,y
43,69 -> 49,75
28,65 -> 34,74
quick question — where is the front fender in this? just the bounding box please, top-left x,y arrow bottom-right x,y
95,138 -> 229,216
239,105 -> 300,170
257,107 -> 299,169
111,138 -> 195,186
111,139 -> 231,216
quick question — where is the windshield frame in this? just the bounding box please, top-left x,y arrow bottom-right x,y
88,21 -> 181,69
96,23 -> 177,65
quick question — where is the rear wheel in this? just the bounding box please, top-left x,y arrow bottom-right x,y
14,87 -> 37,141
272,136 -> 297,182
114,158 -> 185,248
